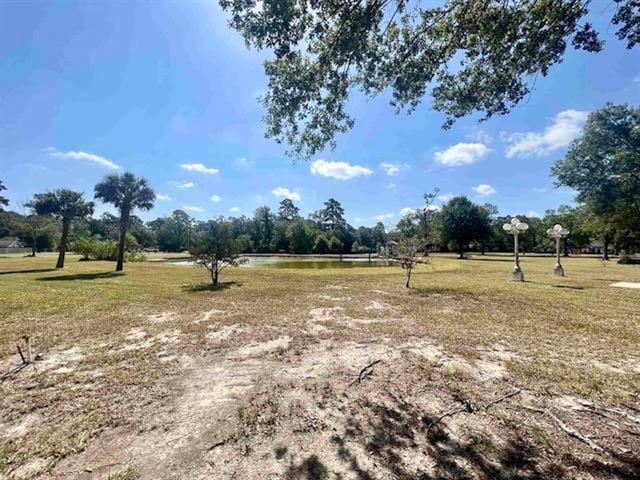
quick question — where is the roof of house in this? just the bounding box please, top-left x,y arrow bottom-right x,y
0,237 -> 24,248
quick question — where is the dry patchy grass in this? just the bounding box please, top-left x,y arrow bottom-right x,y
0,253 -> 639,479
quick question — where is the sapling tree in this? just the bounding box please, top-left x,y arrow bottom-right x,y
391,238 -> 426,289
190,219 -> 247,285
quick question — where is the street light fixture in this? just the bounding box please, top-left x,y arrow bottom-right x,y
546,224 -> 570,276
503,217 -> 529,282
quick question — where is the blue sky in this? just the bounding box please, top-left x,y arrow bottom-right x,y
1,1 -> 639,227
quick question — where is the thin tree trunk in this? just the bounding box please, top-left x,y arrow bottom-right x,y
31,231 -> 37,257
563,237 -> 569,257
56,221 -> 69,268
458,242 -> 464,259
116,212 -> 129,272
405,267 -> 412,288
603,237 -> 610,261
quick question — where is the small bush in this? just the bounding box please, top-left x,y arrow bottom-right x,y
125,251 -> 147,262
618,256 -> 640,265
71,236 -> 145,262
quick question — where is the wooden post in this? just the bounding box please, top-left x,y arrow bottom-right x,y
23,336 -> 32,364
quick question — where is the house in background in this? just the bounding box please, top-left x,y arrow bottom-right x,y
0,237 -> 31,255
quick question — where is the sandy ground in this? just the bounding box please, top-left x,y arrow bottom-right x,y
1,288 -> 636,480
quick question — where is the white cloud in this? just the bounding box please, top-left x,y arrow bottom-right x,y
380,162 -> 400,176
434,143 -> 489,166
179,162 -> 219,174
271,187 -> 301,201
45,147 -> 121,170
533,187 -> 548,193
354,217 -> 362,224
473,184 -> 496,196
229,207 -> 241,213
386,183 -> 397,189
374,213 -> 394,221
633,73 -> 640,83
310,159 -> 373,180
505,109 -> 588,158
527,210 -> 541,218
183,205 -> 204,212
467,128 -> 492,144
399,207 -> 415,217
170,181 -> 196,189
156,194 -> 172,201
210,194 -> 221,202
438,193 -> 454,203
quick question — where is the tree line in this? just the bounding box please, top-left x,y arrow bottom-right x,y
1,104 -> 638,270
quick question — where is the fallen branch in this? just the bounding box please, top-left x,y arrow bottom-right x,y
575,399 -> 640,426
427,388 -> 521,433
523,406 -> 604,452
427,401 -> 473,433
0,344 -> 32,382
348,360 -> 383,386
483,388 -> 522,410
0,363 -> 29,382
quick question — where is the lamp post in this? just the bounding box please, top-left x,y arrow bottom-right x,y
503,217 -> 529,282
546,224 -> 570,276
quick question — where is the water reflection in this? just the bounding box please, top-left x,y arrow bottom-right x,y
162,255 -> 391,269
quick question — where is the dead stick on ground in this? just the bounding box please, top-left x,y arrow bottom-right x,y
348,360 -> 383,386
16,345 -> 26,364
522,406 -> 604,452
483,388 -> 521,410
427,389 -> 521,433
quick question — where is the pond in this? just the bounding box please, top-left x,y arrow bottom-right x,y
159,255 -> 392,269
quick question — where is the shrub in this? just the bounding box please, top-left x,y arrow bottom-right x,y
618,256 -> 640,265
70,236 -> 143,262
313,234 -> 330,254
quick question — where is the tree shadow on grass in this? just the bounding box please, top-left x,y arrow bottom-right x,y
524,280 -> 585,290
36,272 -> 126,281
182,281 -> 243,293
0,268 -> 57,276
465,256 -> 516,262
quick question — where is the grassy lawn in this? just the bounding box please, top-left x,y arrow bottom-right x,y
1,253 -> 639,479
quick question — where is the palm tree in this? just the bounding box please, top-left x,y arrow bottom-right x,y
0,180 -> 9,210
95,173 -> 155,271
31,189 -> 95,268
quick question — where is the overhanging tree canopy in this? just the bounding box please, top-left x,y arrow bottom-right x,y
220,0 -> 639,158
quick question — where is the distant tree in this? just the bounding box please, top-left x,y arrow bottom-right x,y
219,0 -> 639,158
313,234 -> 330,254
543,206 -> 590,256
31,189 -> 95,268
328,235 -> 343,254
190,219 -> 246,285
287,219 -> 314,253
95,173 -> 155,272
19,203 -> 55,257
236,233 -> 254,253
150,210 -> 194,252
438,197 -> 491,259
0,180 -> 8,210
320,198 -> 346,230
371,222 -> 387,248
88,212 -> 120,240
477,204 -> 499,254
253,206 -> 276,252
277,198 -> 300,221
552,103 -> 640,250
